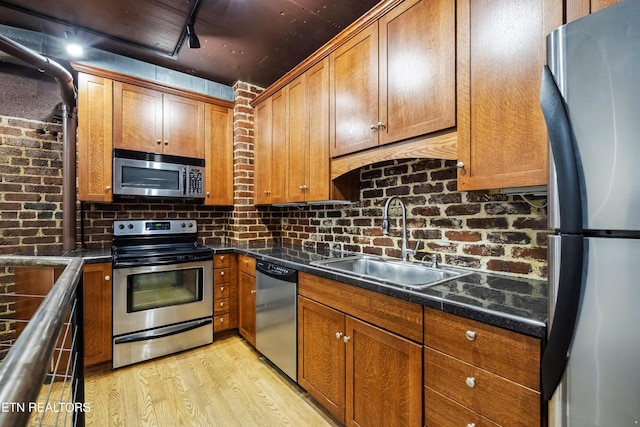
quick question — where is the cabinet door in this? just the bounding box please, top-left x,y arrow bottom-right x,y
163,94 -> 205,158
306,58 -> 331,202
83,263 -> 112,366
204,103 -> 233,205
77,73 -> 113,202
113,81 -> 163,153
254,99 -> 272,205
286,74 -> 308,202
330,23 -> 379,157
567,0 -> 624,21
238,271 -> 256,346
345,316 -> 422,427
270,89 -> 287,204
456,0 -> 562,190
379,0 -> 455,145
297,297 -> 346,423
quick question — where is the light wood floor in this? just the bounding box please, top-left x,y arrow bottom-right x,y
85,333 -> 339,427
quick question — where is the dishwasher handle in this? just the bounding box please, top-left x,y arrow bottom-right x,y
256,260 -> 297,283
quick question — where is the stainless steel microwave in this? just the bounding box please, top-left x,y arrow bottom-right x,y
113,149 -> 205,198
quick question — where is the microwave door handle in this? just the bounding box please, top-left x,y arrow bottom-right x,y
182,168 -> 187,195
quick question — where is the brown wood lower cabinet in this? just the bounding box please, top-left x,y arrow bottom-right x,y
298,273 -> 423,426
238,255 -> 256,346
213,253 -> 237,333
423,308 -> 542,426
82,262 -> 113,367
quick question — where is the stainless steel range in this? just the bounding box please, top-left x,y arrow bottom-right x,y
111,219 -> 213,368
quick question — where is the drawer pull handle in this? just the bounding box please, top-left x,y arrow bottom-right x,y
220,255 -> 225,261
465,377 -> 475,388
467,424 -> 476,427
220,286 -> 224,291
336,332 -> 343,339
220,271 -> 225,276
220,317 -> 224,322
220,302 -> 225,307
343,335 -> 351,343
465,330 -> 476,341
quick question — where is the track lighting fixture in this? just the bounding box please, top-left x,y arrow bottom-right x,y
186,22 -> 200,49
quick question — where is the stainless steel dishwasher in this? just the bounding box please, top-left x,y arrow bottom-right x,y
255,260 -> 298,381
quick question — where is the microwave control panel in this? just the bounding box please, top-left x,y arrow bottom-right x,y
188,167 -> 204,197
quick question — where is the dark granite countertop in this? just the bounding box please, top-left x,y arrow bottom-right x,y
51,243 -> 547,338
219,244 -> 548,338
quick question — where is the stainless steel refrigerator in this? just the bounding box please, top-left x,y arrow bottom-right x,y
540,1 -> 640,425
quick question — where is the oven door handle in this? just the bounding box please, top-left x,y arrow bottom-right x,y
114,318 -> 213,345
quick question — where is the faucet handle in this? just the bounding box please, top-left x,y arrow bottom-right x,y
407,240 -> 423,257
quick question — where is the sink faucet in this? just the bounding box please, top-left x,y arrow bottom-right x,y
382,196 -> 418,262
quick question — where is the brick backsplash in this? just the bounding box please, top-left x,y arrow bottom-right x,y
1,79 -> 550,281
280,159 -> 550,280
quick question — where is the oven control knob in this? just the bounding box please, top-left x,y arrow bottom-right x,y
181,223 -> 186,228
188,223 -> 193,228
128,224 -> 134,229
118,224 -> 125,230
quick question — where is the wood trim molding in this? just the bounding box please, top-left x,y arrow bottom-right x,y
330,130 -> 457,180
250,0 -> 404,106
71,63 -> 235,108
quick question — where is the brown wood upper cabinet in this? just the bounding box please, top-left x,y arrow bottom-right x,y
77,72 -> 113,202
113,81 -> 205,159
456,0 -> 562,190
329,0 -> 455,157
566,0 -> 623,21
204,104 -> 233,205
254,89 -> 287,205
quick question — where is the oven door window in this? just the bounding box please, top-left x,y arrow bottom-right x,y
127,267 -> 203,312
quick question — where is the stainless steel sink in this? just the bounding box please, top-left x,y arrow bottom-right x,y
311,256 -> 471,289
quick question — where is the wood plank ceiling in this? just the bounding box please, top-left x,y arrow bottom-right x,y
0,0 -> 381,88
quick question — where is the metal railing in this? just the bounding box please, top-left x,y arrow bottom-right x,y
0,256 -> 85,427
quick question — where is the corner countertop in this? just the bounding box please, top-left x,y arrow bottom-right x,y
55,243 -> 547,338
222,244 -> 548,338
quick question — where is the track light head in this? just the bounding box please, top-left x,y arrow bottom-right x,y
186,23 -> 200,49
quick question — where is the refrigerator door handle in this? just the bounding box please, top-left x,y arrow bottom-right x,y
539,65 -> 583,234
541,234 -> 584,401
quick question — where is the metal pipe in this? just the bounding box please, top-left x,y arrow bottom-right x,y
0,34 -> 77,251
0,256 -> 83,427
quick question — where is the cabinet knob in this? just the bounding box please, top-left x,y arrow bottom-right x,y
220,255 -> 225,261
336,332 -> 343,339
250,289 -> 256,295
299,185 -> 308,191
105,185 -> 112,191
456,161 -> 465,169
343,335 -> 351,343
465,330 -> 476,341
220,271 -> 225,276
220,302 -> 225,307
207,192 -> 211,197
465,377 -> 475,388
377,121 -> 385,129
164,140 -> 169,146
369,124 -> 377,130
467,424 -> 476,427
220,286 -> 224,291
104,275 -> 110,281
220,317 -> 224,322
156,139 -> 162,145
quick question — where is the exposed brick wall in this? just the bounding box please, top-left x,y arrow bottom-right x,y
280,159 -> 550,280
0,116 -> 65,256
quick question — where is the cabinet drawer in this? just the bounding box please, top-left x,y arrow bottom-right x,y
239,255 -> 256,276
214,284 -> 230,300
213,268 -> 230,284
424,347 -> 540,427
214,298 -> 230,315
214,314 -> 230,332
424,308 -> 540,390
214,253 -> 231,268
425,387 -> 499,427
